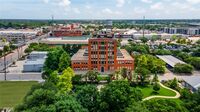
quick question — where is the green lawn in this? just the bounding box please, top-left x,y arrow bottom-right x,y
136,84 -> 177,98
0,81 -> 38,108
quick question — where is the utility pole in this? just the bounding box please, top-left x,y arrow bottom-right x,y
3,52 -> 6,81
51,15 -> 54,37
142,16 -> 145,38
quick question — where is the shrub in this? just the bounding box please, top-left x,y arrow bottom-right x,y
186,57 -> 200,70
153,82 -> 160,93
154,49 -> 172,55
174,63 -> 194,73
72,75 -> 82,84
97,75 -> 111,82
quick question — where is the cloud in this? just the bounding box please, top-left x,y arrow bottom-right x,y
73,8 -> 80,14
150,2 -> 164,10
58,0 -> 71,7
133,7 -> 146,14
116,0 -> 125,7
85,5 -> 91,9
186,0 -> 200,4
141,0 -> 152,3
43,0 -> 49,4
102,8 -> 113,14
102,8 -> 121,15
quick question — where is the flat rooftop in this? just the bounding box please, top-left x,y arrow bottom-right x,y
71,49 -> 88,61
41,38 -> 88,45
117,49 -> 134,61
24,59 -> 45,65
71,49 -> 133,61
30,51 -> 48,55
0,30 -> 38,34
156,55 -> 186,67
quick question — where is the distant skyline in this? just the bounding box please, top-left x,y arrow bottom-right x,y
1,0 -> 200,19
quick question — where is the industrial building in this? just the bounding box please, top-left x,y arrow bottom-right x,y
71,38 -> 134,74
50,23 -> 83,37
23,51 -> 47,72
0,29 -> 40,42
114,29 -> 185,40
161,27 -> 200,36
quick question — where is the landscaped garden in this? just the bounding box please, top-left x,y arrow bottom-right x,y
0,81 -> 38,108
136,84 -> 177,98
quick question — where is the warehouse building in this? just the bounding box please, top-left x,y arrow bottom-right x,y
23,51 -> 47,72
181,76 -> 200,92
156,55 -> 186,68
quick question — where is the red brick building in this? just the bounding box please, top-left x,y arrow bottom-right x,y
52,24 -> 82,37
71,38 -> 134,74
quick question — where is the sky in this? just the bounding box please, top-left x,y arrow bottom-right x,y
0,0 -> 200,19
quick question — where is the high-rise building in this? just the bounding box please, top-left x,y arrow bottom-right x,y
71,37 -> 134,74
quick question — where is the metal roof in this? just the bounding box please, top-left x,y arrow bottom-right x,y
156,55 -> 186,67
24,59 -> 45,65
181,76 -> 200,90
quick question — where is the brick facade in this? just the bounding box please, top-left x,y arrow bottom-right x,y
71,38 -> 134,73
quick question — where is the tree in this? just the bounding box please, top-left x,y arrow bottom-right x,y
99,80 -> 142,112
47,71 -> 59,85
135,55 -> 166,75
57,67 -> 75,93
125,102 -> 150,112
154,49 -> 172,55
180,88 -> 192,100
121,67 -> 128,79
151,35 -> 159,43
145,99 -> 187,112
170,78 -> 178,89
3,45 -> 10,53
140,37 -> 148,43
192,48 -> 200,57
186,57 -> 200,70
112,70 -> 121,80
84,70 -> 99,83
55,95 -> 88,112
196,39 -> 200,44
171,35 -> 177,41
135,67 -> 151,85
152,74 -> 159,83
15,88 -> 57,112
58,52 -> 71,72
153,82 -> 160,93
43,47 -> 65,77
174,63 -> 194,73
15,89 -> 87,112
75,85 -> 99,112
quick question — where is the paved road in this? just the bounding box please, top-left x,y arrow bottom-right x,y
0,34 -> 47,71
142,82 -> 180,101
0,73 -> 43,81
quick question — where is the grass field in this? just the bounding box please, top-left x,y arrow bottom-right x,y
0,81 -> 38,108
136,84 -> 177,98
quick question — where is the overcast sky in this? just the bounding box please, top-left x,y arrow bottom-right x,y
0,0 -> 200,19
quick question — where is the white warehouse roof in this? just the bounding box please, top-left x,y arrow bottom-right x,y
156,55 -> 186,67
181,76 -> 200,90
